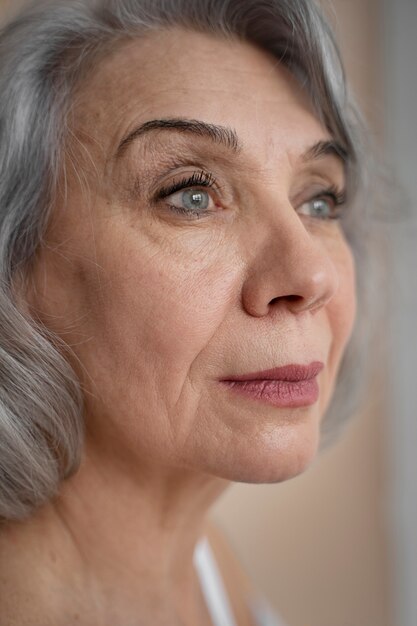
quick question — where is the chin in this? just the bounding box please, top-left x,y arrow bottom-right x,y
202,418 -> 321,485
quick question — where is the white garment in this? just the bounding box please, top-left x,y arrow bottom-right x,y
193,536 -> 288,626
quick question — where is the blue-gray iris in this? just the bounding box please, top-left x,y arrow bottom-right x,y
182,189 -> 209,211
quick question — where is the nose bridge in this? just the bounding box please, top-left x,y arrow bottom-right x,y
242,201 -> 339,317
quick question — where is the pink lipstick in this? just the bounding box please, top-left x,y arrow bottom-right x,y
220,361 -> 324,408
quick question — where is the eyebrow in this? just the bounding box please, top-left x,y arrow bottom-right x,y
115,118 -> 242,157
115,117 -> 348,168
301,139 -> 348,168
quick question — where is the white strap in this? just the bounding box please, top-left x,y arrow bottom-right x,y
193,536 -> 238,626
250,597 -> 289,626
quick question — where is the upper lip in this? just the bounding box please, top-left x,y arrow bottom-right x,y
221,361 -> 324,382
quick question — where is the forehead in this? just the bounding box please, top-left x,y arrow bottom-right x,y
70,27 -> 331,165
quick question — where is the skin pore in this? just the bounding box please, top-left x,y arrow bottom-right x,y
0,27 -> 356,626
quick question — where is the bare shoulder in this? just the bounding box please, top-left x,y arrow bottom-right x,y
203,519 -> 258,626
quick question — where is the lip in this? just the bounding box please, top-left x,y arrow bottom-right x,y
220,361 -> 324,383
219,361 -> 324,408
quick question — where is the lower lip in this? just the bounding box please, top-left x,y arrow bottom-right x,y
220,378 -> 319,408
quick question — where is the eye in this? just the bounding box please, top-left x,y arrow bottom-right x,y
155,170 -> 220,219
166,188 -> 215,216
298,188 -> 346,221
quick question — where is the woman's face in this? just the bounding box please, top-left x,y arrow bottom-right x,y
28,29 -> 356,483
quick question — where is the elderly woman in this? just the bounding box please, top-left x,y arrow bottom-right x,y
0,0 -> 372,624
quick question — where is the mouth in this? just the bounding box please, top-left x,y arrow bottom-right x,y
219,361 -> 324,408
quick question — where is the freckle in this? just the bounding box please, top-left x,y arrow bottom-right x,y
50,550 -> 57,563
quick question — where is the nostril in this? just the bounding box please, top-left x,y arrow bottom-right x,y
269,295 -> 300,306
268,296 -> 280,307
285,295 -> 300,302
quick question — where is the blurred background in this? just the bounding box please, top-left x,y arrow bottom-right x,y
0,0 -> 415,625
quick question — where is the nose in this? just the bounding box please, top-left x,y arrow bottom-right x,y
241,203 -> 340,318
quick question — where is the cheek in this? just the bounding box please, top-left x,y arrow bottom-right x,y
327,240 -> 357,381
335,244 -> 357,344
72,225 -> 241,419
110,245 -> 236,364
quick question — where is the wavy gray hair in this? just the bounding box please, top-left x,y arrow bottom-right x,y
0,0 -> 373,521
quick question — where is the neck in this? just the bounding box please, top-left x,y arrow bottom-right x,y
0,441 -> 229,625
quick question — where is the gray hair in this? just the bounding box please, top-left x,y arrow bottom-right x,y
0,0 -> 374,521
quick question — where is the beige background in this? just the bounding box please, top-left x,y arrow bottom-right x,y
212,2 -> 394,626
0,1 -> 394,625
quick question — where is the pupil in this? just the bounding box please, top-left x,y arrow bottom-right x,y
183,189 -> 209,210
314,200 -> 327,215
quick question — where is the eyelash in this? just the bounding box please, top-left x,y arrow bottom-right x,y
155,170 -> 346,220
155,170 -> 218,216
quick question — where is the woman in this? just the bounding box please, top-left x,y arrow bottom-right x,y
0,0 -> 372,624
